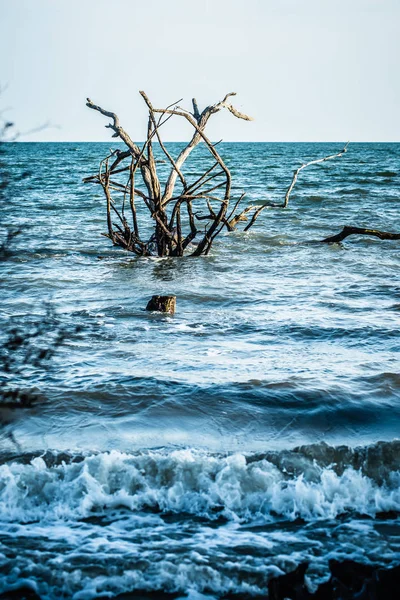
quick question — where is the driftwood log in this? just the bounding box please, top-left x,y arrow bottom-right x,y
320,226 -> 400,243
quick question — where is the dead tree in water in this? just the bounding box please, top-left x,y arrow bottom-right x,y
84,92 -> 353,256
84,92 -> 255,257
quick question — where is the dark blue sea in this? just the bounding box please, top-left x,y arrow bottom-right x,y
0,142 -> 399,598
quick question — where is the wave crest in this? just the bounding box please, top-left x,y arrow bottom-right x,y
1,442 -> 399,524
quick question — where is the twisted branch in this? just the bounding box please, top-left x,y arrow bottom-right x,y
240,144 -> 350,232
284,143 -> 349,208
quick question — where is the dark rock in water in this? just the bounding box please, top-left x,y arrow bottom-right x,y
0,588 -> 41,600
268,562 -> 310,599
376,564 -> 400,599
146,295 -> 176,314
329,559 -> 375,597
267,560 -> 400,600
328,560 -> 400,599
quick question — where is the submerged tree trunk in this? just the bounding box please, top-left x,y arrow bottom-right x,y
146,295 -> 176,314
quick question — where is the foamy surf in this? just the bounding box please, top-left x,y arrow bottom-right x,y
0,444 -> 399,524
0,442 -> 399,599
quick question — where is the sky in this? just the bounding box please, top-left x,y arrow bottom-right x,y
0,0 -> 399,142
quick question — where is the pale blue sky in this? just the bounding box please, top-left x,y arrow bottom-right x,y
1,0 -> 399,141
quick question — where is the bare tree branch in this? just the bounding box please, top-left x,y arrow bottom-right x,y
138,91 -> 252,205
240,144 -> 350,232
284,143 -> 349,208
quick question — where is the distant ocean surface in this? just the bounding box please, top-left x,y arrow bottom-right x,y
0,142 -> 399,598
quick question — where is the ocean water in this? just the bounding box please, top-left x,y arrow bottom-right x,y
0,141 -> 399,598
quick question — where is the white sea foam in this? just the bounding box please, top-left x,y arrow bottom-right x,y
0,447 -> 398,599
0,449 -> 399,524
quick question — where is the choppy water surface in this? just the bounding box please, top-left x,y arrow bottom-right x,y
0,142 -> 399,598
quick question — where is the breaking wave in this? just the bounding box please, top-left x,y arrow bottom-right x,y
1,441 -> 399,524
